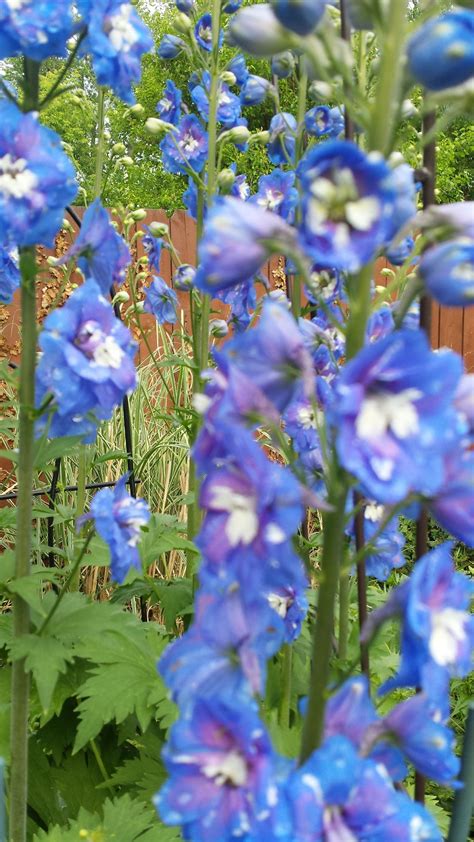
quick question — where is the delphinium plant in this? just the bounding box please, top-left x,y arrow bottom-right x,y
0,1 -> 473,841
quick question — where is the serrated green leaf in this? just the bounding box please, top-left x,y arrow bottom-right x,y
138,515 -> 198,568
9,634 -> 72,712
33,435 -> 83,468
150,578 -> 193,630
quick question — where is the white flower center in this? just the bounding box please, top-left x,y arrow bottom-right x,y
5,0 -> 30,9
0,154 -> 38,200
198,24 -> 212,44
356,389 -> 420,441
202,749 -> 248,787
180,132 -> 200,155
107,4 -> 139,53
297,406 -> 317,429
92,335 -> 125,369
159,96 -> 172,112
257,188 -> 284,212
429,608 -> 468,667
323,807 -> 357,842
307,167 -> 381,236
268,592 -> 292,618
365,502 -> 385,522
209,485 -> 258,547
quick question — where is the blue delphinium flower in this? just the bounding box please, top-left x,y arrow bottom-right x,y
156,696 -> 288,841
386,234 -> 415,266
0,101 -> 77,247
0,243 -> 19,304
363,543 -> 474,705
382,693 -> 460,786
272,0 -> 326,35
193,196 -> 294,294
191,74 -> 241,126
386,161 -> 418,244
305,267 -> 345,307
228,54 -> 249,86
419,239 -> 474,307
223,0 -> 243,12
365,304 -> 394,343
157,33 -> 185,60
227,300 -> 315,411
331,328 -> 464,503
36,280 -> 137,443
144,276 -> 178,324
81,474 -> 150,583
267,112 -> 297,165
58,199 -> 131,294
160,114 -> 208,175
0,0 -> 73,61
251,169 -> 298,222
297,140 -> 396,272
156,80 -> 182,125
305,105 -> 344,138
159,579 -> 284,704
407,8 -> 474,91
175,0 -> 194,13
271,50 -> 295,79
194,12 -> 223,52
174,263 -> 196,291
429,449 -> 474,547
182,176 -> 200,220
240,74 -> 272,106
361,501 -> 406,581
287,734 -> 441,841
142,226 -> 163,272
81,0 -> 154,104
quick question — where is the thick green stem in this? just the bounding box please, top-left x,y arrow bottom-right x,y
367,1 -> 407,155
290,67 -> 308,317
299,476 -> 348,762
278,644 -> 293,728
9,246 -> 37,842
447,704 -> 474,842
94,87 -> 106,199
338,569 -> 350,660
345,264 -> 373,360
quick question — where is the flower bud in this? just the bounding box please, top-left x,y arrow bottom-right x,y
174,264 -> 196,291
157,33 -> 185,59
401,99 -> 418,120
228,4 -> 292,57
271,50 -> 296,79
135,271 -> 149,282
149,221 -> 169,237
47,255 -> 59,266
120,156 -> 135,167
112,142 -> 126,156
220,70 -> 237,86
113,290 -> 130,305
61,219 -> 74,233
135,300 -> 146,313
209,319 -> 229,338
227,125 -> 251,144
248,130 -> 270,145
308,80 -> 333,102
129,209 -> 147,221
217,168 -> 236,192
145,117 -> 170,136
129,103 -> 145,119
173,12 -> 192,34
271,0 -> 326,36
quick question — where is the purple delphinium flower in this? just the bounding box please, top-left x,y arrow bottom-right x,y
272,0 -> 326,35
58,199 -> 131,294
144,276 -> 178,324
287,734 -> 441,841
227,300 -> 315,412
142,226 -> 163,272
36,280 -> 137,443
297,140 -> 396,272
217,278 -> 256,334
159,579 -> 284,704
305,105 -> 344,139
0,101 -> 77,247
81,0 -> 153,104
419,239 -> 474,307
193,197 -> 294,294
362,543 -> 474,704
331,328 -> 464,503
0,0 -> 73,61
365,304 -> 394,344
429,448 -> 474,547
198,426 -> 305,566
174,263 -> 196,291
361,501 -> 406,581
194,12 -> 223,52
160,114 -> 208,175
407,8 -> 474,92
240,74 -> 272,106
382,693 -> 460,786
305,267 -> 345,306
156,80 -> 182,125
155,696 -> 287,841
157,33 -> 185,60
251,168 -> 298,222
267,112 -> 297,166
0,243 -> 19,304
80,474 -> 150,583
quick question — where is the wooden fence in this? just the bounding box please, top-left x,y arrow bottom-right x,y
0,209 -> 473,371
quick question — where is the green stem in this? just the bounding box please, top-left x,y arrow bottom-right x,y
9,245 -> 38,842
291,67 -> 308,318
367,1 -> 407,155
299,475 -> 348,763
93,87 -> 106,199
278,644 -> 293,728
447,704 -> 474,842
39,30 -> 86,109
38,532 -> 93,636
345,264 -> 373,360
338,568 -> 350,660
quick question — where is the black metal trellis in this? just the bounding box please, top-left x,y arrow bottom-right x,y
2,206 -> 143,610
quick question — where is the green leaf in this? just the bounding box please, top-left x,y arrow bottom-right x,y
32,435 -> 83,468
139,515 -> 198,568
151,578 -> 193,630
9,634 -> 72,712
93,449 -> 131,465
